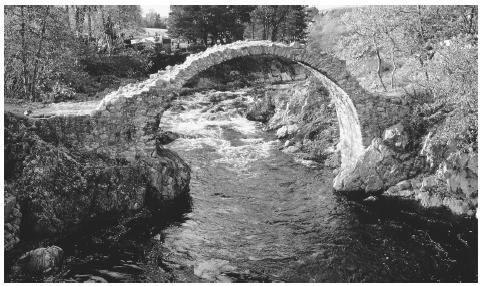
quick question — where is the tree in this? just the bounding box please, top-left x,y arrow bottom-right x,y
144,10 -> 167,28
335,7 -> 393,91
334,6 -> 477,92
4,5 -> 82,101
246,6 -> 309,43
4,5 -> 144,101
167,5 -> 255,45
321,5 -> 477,152
65,5 -> 142,53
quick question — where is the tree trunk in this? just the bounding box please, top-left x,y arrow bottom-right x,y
390,52 -> 396,89
20,6 -> 29,99
467,6 -> 476,35
30,6 -> 49,100
65,5 -> 71,32
74,6 -> 86,37
262,20 -> 266,40
87,7 -> 92,40
376,48 -> 387,91
270,24 -> 278,41
101,10 -> 112,55
251,22 -> 255,39
415,5 -> 430,82
372,36 -> 387,92
389,37 -> 397,89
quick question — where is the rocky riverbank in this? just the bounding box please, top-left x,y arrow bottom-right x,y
4,111 -> 191,280
333,122 -> 477,217
186,56 -> 477,217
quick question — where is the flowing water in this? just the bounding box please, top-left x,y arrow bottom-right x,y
147,89 -> 477,282
11,88 -> 476,283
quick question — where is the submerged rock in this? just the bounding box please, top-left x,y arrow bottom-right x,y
363,196 -> 378,203
194,259 -> 237,281
246,96 -> 275,123
157,131 -> 180,145
84,276 -> 108,283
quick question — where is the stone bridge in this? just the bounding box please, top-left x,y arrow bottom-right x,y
33,40 -> 409,172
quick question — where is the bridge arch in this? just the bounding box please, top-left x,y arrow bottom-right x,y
95,41 -> 407,170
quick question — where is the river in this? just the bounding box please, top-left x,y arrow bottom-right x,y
23,88 -> 476,283
146,89 -> 477,282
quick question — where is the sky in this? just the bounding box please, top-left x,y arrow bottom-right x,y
140,5 -> 349,17
141,5 -> 170,17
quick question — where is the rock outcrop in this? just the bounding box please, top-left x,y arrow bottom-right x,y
383,133 -> 478,216
4,191 -> 22,251
333,124 -> 425,194
333,122 -> 477,216
4,112 -> 190,247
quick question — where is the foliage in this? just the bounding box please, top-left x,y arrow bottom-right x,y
4,5 -> 144,102
331,6 -> 477,92
421,37 -> 478,151
245,6 -> 310,42
306,8 -> 351,53
308,5 -> 478,153
4,6 -> 82,101
143,10 -> 167,29
167,5 -> 255,45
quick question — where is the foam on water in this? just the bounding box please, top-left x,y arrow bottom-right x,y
160,90 -> 274,171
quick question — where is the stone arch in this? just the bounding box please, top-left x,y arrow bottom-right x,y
95,41 -> 407,170
162,41 -> 366,169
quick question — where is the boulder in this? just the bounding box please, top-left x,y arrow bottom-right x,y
4,189 -> 22,251
382,123 -> 408,150
334,139 -> 394,194
246,96 -> 275,123
145,149 -> 191,205
443,152 -> 477,199
19,246 -> 64,274
276,124 -> 299,139
157,131 -> 180,145
334,130 -> 425,195
4,195 -> 17,219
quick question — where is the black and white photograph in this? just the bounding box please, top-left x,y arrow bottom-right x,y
2,2 -> 478,283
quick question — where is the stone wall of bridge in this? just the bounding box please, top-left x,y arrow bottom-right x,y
33,86 -> 176,161
33,40 -> 409,169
